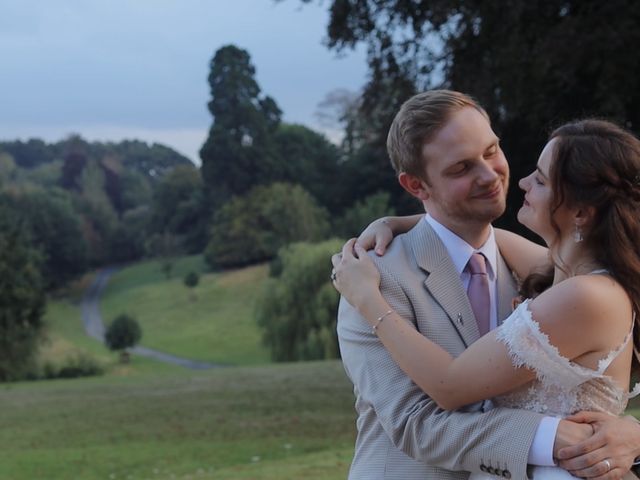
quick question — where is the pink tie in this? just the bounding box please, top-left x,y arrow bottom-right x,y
466,253 -> 490,336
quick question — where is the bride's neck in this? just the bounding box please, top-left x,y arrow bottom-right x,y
551,239 -> 603,284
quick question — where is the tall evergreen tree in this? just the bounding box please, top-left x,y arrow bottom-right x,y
200,45 -> 282,211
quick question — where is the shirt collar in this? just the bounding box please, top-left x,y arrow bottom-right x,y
424,214 -> 497,280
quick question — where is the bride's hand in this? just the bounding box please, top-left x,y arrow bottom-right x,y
356,218 -> 394,256
356,215 -> 424,255
331,238 -> 382,310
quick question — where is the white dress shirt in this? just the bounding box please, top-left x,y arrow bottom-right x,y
424,214 -> 559,467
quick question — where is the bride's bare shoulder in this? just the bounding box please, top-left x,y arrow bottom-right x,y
531,273 -> 631,334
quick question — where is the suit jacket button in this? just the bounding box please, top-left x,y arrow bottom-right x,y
503,470 -> 511,479
494,468 -> 503,476
480,464 -> 488,472
487,466 -> 495,474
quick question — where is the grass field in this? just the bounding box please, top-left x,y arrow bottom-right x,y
12,257 -> 640,480
99,256 -> 271,365
4,258 -> 356,480
0,361 -> 356,480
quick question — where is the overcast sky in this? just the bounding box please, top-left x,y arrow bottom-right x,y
0,0 -> 368,163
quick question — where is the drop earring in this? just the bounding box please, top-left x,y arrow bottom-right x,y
574,224 -> 583,243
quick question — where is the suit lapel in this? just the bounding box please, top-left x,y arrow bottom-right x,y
407,220 -> 480,347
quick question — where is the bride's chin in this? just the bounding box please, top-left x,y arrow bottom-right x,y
516,208 -> 527,225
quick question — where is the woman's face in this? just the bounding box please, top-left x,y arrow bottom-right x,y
517,138 -> 573,243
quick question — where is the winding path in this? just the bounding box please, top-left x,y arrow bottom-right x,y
81,268 -> 224,370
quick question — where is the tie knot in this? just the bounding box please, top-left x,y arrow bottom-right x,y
467,252 -> 487,275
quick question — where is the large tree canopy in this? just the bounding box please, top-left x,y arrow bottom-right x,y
306,0 -> 640,227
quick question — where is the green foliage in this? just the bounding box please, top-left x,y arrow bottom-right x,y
109,205 -> 151,262
1,188 -> 88,289
150,164 -> 208,252
0,205 -> 46,381
256,239 -> 343,361
200,44 -> 283,210
0,138 -> 57,168
17,160 -> 63,188
184,271 -> 200,288
119,169 -> 152,211
74,158 -> 120,265
273,123 -> 342,213
0,153 -> 17,186
0,134 -> 192,182
0,135 -> 193,272
314,0 -> 640,230
161,260 -> 173,279
205,182 -> 330,268
104,314 -> 142,356
112,139 -> 193,180
333,191 -> 396,238
37,352 -> 104,380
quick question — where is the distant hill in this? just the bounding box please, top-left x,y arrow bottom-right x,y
0,135 -> 193,181
0,134 -> 204,279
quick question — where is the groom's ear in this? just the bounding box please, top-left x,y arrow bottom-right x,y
398,172 -> 430,201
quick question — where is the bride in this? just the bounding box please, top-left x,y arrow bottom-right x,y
332,119 -> 640,479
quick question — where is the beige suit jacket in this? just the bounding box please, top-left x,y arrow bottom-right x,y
338,220 -> 545,479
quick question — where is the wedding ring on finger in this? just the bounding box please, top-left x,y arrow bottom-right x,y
603,459 -> 611,473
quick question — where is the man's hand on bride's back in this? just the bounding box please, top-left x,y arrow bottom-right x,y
556,411 -> 640,479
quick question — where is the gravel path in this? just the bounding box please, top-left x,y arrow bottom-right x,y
81,267 -> 225,370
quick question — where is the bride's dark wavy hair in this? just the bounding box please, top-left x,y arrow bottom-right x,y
521,119 -> 640,362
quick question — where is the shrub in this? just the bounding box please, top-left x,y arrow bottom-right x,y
39,352 -> 104,379
184,271 -> 200,301
205,182 -> 330,268
105,314 -> 142,363
56,352 -> 105,378
184,271 -> 199,288
256,239 -> 343,361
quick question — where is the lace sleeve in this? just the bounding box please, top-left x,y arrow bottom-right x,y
496,300 -> 601,389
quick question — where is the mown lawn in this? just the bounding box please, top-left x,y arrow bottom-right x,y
99,256 -> 271,365
0,361 -> 356,480
9,258 -> 355,480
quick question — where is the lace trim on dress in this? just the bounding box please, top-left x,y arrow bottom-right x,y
497,300 -> 638,397
496,301 -> 600,389
631,344 -> 640,398
596,328 -> 632,374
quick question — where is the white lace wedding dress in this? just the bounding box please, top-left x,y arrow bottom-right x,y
469,299 -> 638,480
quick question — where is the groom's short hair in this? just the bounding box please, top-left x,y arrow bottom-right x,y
387,90 -> 488,178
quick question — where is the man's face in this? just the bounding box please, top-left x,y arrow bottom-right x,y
420,107 -> 509,229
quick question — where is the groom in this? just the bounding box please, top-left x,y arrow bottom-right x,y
336,90 -> 640,479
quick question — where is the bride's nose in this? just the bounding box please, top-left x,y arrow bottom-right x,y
519,174 -> 531,191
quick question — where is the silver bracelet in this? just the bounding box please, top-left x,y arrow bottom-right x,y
372,310 -> 393,335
